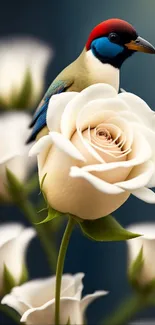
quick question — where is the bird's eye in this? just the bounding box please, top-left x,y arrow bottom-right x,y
109,33 -> 120,43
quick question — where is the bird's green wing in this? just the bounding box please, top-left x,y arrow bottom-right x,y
27,79 -> 73,143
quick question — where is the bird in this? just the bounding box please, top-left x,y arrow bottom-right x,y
27,18 -> 155,144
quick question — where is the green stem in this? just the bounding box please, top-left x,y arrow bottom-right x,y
103,294 -> 148,325
55,216 -> 75,325
18,198 -> 57,272
0,304 -> 20,324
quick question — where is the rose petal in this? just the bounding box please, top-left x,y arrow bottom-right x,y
49,132 -> 86,162
21,298 -> 82,325
10,274 -> 83,309
81,290 -> 108,313
0,223 -> 23,248
131,187 -> 155,203
127,223 -> 155,240
0,38 -> 52,104
1,294 -> 28,316
75,98 -> 129,135
0,228 -> 36,288
61,84 -> 117,138
62,273 -> 84,300
131,123 -> 155,151
119,92 -> 155,129
116,161 -> 154,191
0,113 -> 36,183
70,166 -> 124,194
126,223 -> 155,285
47,92 -> 77,132
82,131 -> 152,174
29,135 -> 52,156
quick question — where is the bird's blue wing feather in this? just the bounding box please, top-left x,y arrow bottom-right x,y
27,80 -> 72,143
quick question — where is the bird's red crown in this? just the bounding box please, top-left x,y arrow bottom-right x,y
86,18 -> 137,50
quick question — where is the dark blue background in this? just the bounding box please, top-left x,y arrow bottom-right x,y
1,0 -> 155,324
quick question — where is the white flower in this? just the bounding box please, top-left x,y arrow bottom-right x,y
30,83 -> 155,220
0,223 -> 36,296
0,112 -> 36,200
127,223 -> 155,286
0,37 -> 52,107
2,273 -> 107,325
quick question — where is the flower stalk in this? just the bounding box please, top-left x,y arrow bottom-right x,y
55,216 -> 75,325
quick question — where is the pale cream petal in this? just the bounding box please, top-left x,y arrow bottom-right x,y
0,38 -> 52,103
61,273 -> 84,299
0,227 -> 35,294
131,123 -> 155,151
39,145 -> 130,219
0,223 -> 23,248
61,84 -> 117,138
131,187 -> 155,203
21,298 -> 82,325
127,223 -> 155,240
1,294 -> 28,316
81,290 -> 108,313
82,131 -> 152,174
147,170 -> 155,188
49,132 -> 86,162
127,223 -> 155,285
74,131 -> 105,163
118,110 -> 143,124
107,116 -> 133,151
116,161 -> 154,191
70,167 -> 124,194
29,135 -> 51,156
10,274 -> 83,309
0,113 -> 31,161
47,92 -> 78,132
12,278 -> 55,308
119,92 -> 155,129
75,98 -> 129,137
0,113 -> 36,186
0,153 -> 21,165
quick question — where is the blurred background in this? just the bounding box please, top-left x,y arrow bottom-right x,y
0,0 -> 155,324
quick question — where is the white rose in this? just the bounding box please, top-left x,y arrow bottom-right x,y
0,112 -> 36,200
0,37 -> 52,107
2,273 -> 107,325
127,223 -> 155,286
30,84 -> 155,220
0,223 -> 36,296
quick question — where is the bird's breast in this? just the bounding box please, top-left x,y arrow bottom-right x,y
85,50 -> 120,92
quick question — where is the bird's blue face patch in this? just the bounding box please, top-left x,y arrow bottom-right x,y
91,37 -> 124,59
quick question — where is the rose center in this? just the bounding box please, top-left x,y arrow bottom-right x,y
96,127 -> 112,142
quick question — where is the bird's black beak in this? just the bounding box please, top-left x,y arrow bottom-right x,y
125,36 -> 155,54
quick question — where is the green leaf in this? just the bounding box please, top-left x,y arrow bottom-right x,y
66,318 -> 71,325
6,168 -> 26,204
19,264 -> 29,285
78,215 -> 141,242
3,265 -> 16,295
35,207 -> 62,225
128,247 -> 144,284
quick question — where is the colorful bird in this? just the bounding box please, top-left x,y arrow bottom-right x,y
27,18 -> 155,143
